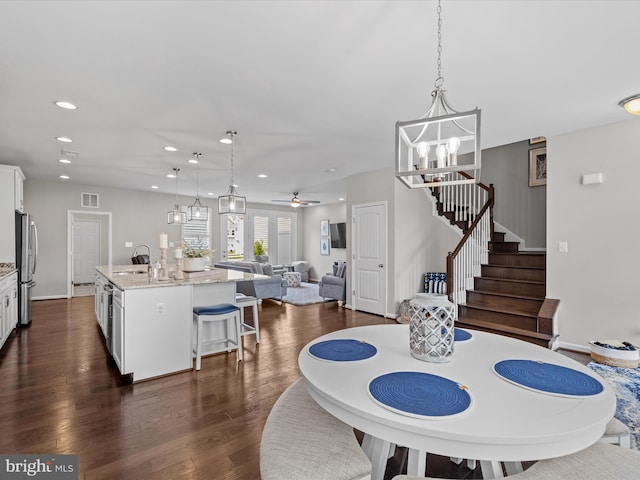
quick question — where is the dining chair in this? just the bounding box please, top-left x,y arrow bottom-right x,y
391,442 -> 640,480
260,378 -> 372,480
599,417 -> 632,448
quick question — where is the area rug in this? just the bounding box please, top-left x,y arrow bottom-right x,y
588,361 -> 640,449
282,282 -> 330,306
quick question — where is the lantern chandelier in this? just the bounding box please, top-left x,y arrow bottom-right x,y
167,167 -> 187,224
187,153 -> 209,221
218,130 -> 246,215
395,0 -> 481,188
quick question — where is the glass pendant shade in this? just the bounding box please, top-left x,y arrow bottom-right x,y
168,204 -> 187,224
167,167 -> 187,224
218,185 -> 246,214
188,197 -> 209,221
188,153 -> 208,221
218,130 -> 246,215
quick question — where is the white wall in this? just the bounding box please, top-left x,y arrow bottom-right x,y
547,118 -> 640,349
346,166 -> 460,317
301,203 -> 347,282
23,179 -> 302,298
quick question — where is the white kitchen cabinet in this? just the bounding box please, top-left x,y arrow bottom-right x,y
14,167 -> 25,213
0,272 -> 18,351
0,165 -> 25,263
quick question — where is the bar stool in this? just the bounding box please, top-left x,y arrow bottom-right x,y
193,303 -> 242,370
235,293 -> 260,343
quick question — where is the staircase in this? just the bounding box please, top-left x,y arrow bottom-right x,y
427,174 -> 558,348
456,232 -> 555,348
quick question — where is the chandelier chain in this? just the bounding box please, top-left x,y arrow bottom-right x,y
194,153 -> 202,197
435,0 -> 444,89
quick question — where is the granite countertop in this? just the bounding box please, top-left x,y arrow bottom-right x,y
96,264 -> 266,290
0,263 -> 17,282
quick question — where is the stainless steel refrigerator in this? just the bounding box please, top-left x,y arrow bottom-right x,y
15,212 -> 38,326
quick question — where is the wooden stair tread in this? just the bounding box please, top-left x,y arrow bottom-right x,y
470,289 -> 544,302
456,317 -> 553,341
485,264 -> 545,271
462,302 -> 538,318
490,252 -> 546,256
477,276 -> 545,286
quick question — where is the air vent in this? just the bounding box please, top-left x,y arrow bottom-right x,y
81,193 -> 99,208
61,149 -> 79,157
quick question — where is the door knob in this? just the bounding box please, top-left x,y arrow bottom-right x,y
378,264 -> 384,268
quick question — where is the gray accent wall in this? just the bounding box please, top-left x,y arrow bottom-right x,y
481,140 -> 547,249
547,118 -> 640,348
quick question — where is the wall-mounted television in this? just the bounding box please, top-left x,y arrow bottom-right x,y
330,222 -> 346,248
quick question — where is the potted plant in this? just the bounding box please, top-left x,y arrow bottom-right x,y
181,239 -> 214,272
254,240 -> 266,256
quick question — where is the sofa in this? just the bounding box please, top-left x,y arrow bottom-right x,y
214,261 -> 283,301
319,261 -> 347,304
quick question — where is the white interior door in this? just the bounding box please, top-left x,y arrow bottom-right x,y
73,220 -> 100,284
352,202 -> 386,316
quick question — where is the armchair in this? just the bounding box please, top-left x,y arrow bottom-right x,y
319,261 -> 347,304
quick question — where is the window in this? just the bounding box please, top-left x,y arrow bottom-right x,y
277,217 -> 292,265
253,216 -> 269,255
182,216 -> 211,259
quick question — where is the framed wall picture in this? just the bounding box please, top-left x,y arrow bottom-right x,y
529,136 -> 546,145
320,237 -> 330,255
320,219 -> 329,237
529,147 -> 547,187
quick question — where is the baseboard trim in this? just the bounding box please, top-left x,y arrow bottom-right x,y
34,295 -> 69,301
558,341 -> 590,354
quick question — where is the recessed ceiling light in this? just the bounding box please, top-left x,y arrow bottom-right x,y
219,137 -> 232,145
167,173 -> 176,178
59,175 -> 70,180
151,185 -> 159,189
188,159 -> 199,164
257,174 -> 268,178
59,159 -> 71,164
207,192 -> 215,196
327,168 -> 336,173
54,101 -> 77,110
56,137 -> 72,143
339,197 -> 345,201
164,146 -> 177,152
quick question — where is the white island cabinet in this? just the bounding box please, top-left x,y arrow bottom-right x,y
97,265 -> 250,382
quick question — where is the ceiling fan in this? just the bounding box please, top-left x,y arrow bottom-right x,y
272,192 -> 320,208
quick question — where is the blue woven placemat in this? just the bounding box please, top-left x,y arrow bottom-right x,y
368,371 -> 471,418
308,339 -> 377,362
454,328 -> 472,342
494,359 -> 604,397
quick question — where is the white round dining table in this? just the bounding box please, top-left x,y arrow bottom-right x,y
298,324 -> 616,479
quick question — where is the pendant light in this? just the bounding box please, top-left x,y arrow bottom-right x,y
395,0 -> 481,188
188,153 -> 209,221
218,130 -> 246,215
167,168 -> 187,224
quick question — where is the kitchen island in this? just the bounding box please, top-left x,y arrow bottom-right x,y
96,264 -> 262,382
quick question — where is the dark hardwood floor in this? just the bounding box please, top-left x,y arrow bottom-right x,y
0,296 -> 589,479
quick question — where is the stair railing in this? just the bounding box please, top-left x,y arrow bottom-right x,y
440,176 -> 494,306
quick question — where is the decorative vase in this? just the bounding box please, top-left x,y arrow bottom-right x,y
409,294 -> 456,363
183,257 -> 205,272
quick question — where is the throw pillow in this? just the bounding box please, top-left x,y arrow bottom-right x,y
251,262 -> 263,274
336,262 -> 346,278
261,263 -> 274,276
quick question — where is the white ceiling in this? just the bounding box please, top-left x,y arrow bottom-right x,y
0,0 -> 638,207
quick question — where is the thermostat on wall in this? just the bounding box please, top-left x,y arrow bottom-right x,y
581,173 -> 603,185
